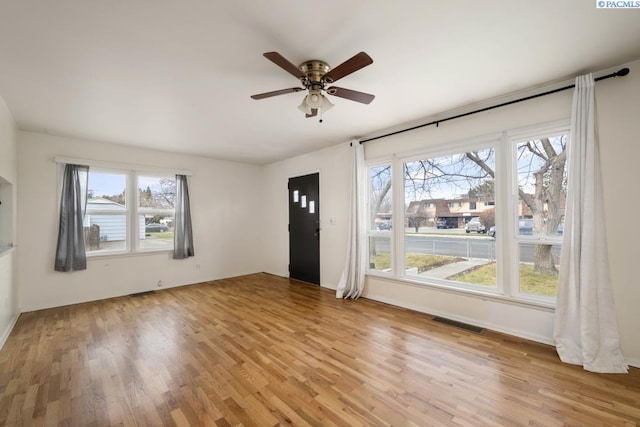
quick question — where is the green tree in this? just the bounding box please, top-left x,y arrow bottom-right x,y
468,180 -> 494,199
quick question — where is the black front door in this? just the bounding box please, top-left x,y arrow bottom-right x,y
288,173 -> 320,284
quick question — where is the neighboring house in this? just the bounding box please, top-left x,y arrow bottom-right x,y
405,197 -> 494,229
404,195 -> 564,228
85,198 -> 145,242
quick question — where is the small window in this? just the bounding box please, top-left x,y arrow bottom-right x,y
138,175 -> 176,251
84,170 -> 176,256
368,163 -> 392,273
86,171 -> 128,254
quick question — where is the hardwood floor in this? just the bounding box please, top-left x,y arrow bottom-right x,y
1,273 -> 639,426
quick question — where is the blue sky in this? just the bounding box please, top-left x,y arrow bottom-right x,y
88,172 -> 173,198
88,172 -> 125,197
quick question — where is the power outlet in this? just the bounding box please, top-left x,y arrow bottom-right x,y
157,280 -> 163,288
196,263 -> 201,270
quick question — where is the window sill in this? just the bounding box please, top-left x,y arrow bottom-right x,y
87,249 -> 173,261
366,271 -> 556,311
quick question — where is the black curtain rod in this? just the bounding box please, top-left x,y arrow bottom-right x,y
360,68 -> 630,144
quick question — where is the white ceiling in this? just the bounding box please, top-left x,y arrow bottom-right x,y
1,1 -> 639,164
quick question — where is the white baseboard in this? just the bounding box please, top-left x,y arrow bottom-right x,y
0,312 -> 20,351
361,292 -> 640,371
362,292 -> 555,346
626,357 -> 640,369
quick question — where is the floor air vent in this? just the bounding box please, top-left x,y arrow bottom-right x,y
129,291 -> 155,297
432,316 -> 485,334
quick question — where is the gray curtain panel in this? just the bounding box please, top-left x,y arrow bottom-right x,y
174,174 -> 194,259
54,164 -> 89,272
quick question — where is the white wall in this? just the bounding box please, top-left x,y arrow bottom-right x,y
261,142 -> 351,288
262,60 -> 640,366
596,61 -> 640,367
18,131 -> 264,311
0,95 -> 18,349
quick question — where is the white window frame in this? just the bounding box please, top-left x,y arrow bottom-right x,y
135,173 -> 176,252
506,122 -> 569,305
365,119 -> 570,308
84,168 -> 132,255
396,135 -> 502,294
366,160 -> 394,276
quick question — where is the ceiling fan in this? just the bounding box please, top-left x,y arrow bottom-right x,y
250,51 -> 375,121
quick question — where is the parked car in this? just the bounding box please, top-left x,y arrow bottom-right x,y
145,223 -> 169,233
376,219 -> 392,231
489,220 -> 563,238
436,219 -> 456,229
465,218 -> 486,233
519,219 -> 533,235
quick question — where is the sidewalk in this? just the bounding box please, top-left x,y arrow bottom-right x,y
419,259 -> 488,279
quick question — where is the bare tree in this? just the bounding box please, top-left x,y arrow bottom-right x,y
515,137 -> 567,274
369,165 -> 392,256
463,138 -> 567,274
369,166 -> 392,226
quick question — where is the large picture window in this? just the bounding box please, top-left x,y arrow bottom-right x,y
403,146 -> 497,289
84,169 -> 176,256
367,121 -> 570,305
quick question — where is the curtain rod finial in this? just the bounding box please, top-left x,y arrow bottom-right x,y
616,68 -> 630,77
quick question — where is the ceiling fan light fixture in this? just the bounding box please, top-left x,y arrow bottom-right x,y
306,90 -> 323,109
297,90 -> 334,116
297,96 -> 312,115
321,95 -> 334,112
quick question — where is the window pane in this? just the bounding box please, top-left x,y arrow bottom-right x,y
518,243 -> 561,297
369,236 -> 391,273
140,215 -> 174,250
88,171 -> 126,205
138,175 -> 175,251
86,171 -> 128,254
138,176 -> 176,209
516,134 -> 568,238
369,165 -> 392,232
403,148 -> 496,287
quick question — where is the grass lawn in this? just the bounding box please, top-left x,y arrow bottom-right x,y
147,231 -> 174,240
369,253 -> 464,273
370,254 -> 558,297
452,262 -> 558,296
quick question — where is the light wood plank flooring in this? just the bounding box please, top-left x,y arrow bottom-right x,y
1,273 -> 639,426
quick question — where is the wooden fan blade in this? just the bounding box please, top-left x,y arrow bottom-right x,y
322,52 -> 373,83
263,52 -> 306,79
251,87 -> 304,100
306,108 -> 318,118
326,86 -> 375,104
